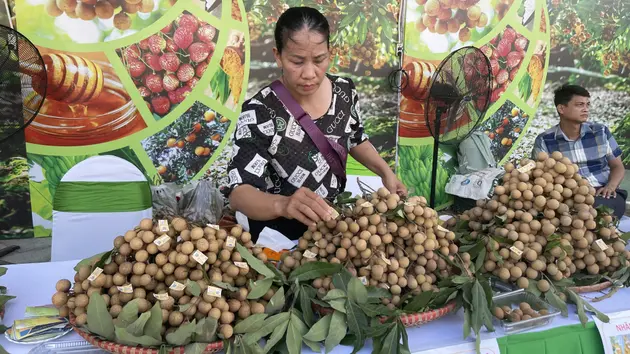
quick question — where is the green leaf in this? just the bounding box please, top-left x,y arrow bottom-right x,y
475,248 -> 487,275
399,321 -> 411,354
236,243 -> 276,279
347,277 -> 368,304
451,276 -> 472,285
289,262 -> 342,283
115,300 -> 139,328
545,291 -> 568,317
299,285 -> 316,327
567,291 -> 589,326
403,291 -> 433,312
366,287 -> 391,301
332,269 -> 354,293
287,311 -> 308,354
194,317 -> 218,342
186,280 -> 201,297
380,325 -> 398,354
114,326 -> 163,347
234,313 -> 268,334
322,289 -> 346,301
463,309 -> 471,339
328,298 -> 347,313
527,279 -> 542,297
303,313 -> 331,342
87,292 -> 115,341
325,311 -> 346,354
144,301 -> 162,341
583,301 -> 610,323
0,295 -> 16,308
345,301 -> 367,353
262,316 -> 289,353
243,312 -> 290,345
357,18 -> 368,44
213,281 -> 240,292
0,268 -> 6,277
360,303 -> 396,317
303,338 -> 321,353
247,278 -> 274,299
620,232 -> 630,242
266,287 -> 285,315
184,343 -> 209,354
126,312 -> 151,337
165,319 -> 196,346
74,251 -> 108,272
338,8 -> 360,29
29,179 -> 53,220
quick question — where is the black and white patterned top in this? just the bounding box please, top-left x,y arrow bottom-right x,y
224,74 -> 368,201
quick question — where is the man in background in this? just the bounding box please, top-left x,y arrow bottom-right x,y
532,84 -> 627,219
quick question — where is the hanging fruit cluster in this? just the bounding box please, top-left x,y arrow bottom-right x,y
415,0 -> 489,42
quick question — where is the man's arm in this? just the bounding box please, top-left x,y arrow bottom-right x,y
597,126 -> 625,198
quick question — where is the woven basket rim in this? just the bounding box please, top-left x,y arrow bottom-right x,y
69,315 -> 224,354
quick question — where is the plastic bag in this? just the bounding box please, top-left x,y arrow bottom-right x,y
151,183 -> 180,219
179,180 -> 224,224
445,168 -> 504,201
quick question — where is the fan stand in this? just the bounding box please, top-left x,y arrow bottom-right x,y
429,107 -> 445,209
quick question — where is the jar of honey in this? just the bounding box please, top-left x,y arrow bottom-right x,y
25,61 -> 146,146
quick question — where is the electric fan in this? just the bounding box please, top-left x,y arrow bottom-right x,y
0,24 -> 47,144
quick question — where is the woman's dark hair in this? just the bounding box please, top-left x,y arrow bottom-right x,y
274,7 -> 330,54
554,84 -> 590,107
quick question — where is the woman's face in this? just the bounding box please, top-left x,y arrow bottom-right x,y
274,28 -> 330,97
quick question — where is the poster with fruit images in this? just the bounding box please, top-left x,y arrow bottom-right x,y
14,0 -> 250,239
399,0 -> 551,208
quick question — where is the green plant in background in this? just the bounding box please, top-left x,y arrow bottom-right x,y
613,113 -> 630,167
397,145 -> 454,208
0,157 -> 33,238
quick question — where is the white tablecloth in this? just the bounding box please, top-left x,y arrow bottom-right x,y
1,216 -> 628,353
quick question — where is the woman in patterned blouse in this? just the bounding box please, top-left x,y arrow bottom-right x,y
224,7 -> 406,240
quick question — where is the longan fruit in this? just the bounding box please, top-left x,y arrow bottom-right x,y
113,11 -> 131,30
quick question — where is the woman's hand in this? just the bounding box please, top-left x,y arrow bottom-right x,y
273,187 -> 334,227
382,172 -> 408,197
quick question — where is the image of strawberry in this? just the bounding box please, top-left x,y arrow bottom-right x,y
138,86 -> 151,98
490,59 -> 500,76
127,58 -> 146,78
496,39 -> 511,58
177,14 -> 199,32
122,45 -> 140,61
476,95 -> 488,111
168,86 -> 191,104
173,27 -> 194,50
492,78 -> 498,90
476,59 -> 489,75
496,69 -> 509,85
148,34 -> 166,54
161,22 -> 173,34
163,73 -> 179,92
187,77 -> 200,89
144,53 -> 163,71
510,68 -> 518,81
160,52 -> 180,72
195,62 -> 208,77
480,45 -> 493,59
151,95 -> 171,116
177,63 -> 195,82
145,73 -> 164,93
491,86 -> 506,102
503,27 -> 517,44
165,38 -> 179,52
507,51 -> 523,70
197,25 -> 217,44
514,37 -> 528,52
189,42 -> 210,63
138,38 -> 150,50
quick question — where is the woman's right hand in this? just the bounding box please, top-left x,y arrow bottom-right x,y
274,187 -> 334,227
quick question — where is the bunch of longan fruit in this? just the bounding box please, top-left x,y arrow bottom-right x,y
460,151 -> 629,296
284,187 -> 462,309
52,218 -> 276,341
415,0 -> 489,42
493,302 -> 550,323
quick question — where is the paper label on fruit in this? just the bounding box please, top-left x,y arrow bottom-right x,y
158,220 -> 169,232
364,265 -> 371,270
169,281 -> 186,291
118,284 -> 133,294
234,261 -> 249,270
517,161 -> 536,173
303,250 -> 317,259
595,239 -> 609,251
153,293 -> 169,301
359,276 -> 368,285
380,253 -> 392,265
361,202 -> 373,207
207,224 -> 220,231
226,236 -> 236,248
329,208 -> 339,219
154,234 -> 170,246
437,225 -> 449,233
207,286 -> 222,297
509,246 -> 523,256
87,267 -> 103,282
192,250 -> 208,265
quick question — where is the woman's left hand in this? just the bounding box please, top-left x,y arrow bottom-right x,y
382,172 -> 408,197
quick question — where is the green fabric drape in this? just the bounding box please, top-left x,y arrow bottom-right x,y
53,181 -> 152,213
497,322 -> 604,354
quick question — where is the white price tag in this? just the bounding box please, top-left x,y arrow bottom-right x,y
226,236 -> 236,248
117,284 -> 133,294
359,276 -> 368,285
595,239 -> 609,251
154,234 -> 170,246
192,250 -> 208,265
517,161 -> 536,173
303,250 -> 317,259
207,224 -> 220,231
437,225 -> 449,232
510,246 -> 523,256
207,286 -> 222,297
158,220 -> 169,232
169,281 -> 186,291
153,293 -> 170,301
329,208 -> 339,219
87,267 -> 103,282
361,202 -> 373,207
404,201 -> 417,207
234,261 -> 249,270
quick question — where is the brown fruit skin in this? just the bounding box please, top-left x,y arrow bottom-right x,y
52,292 -> 69,307
56,279 -> 72,292
113,11 -> 131,30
